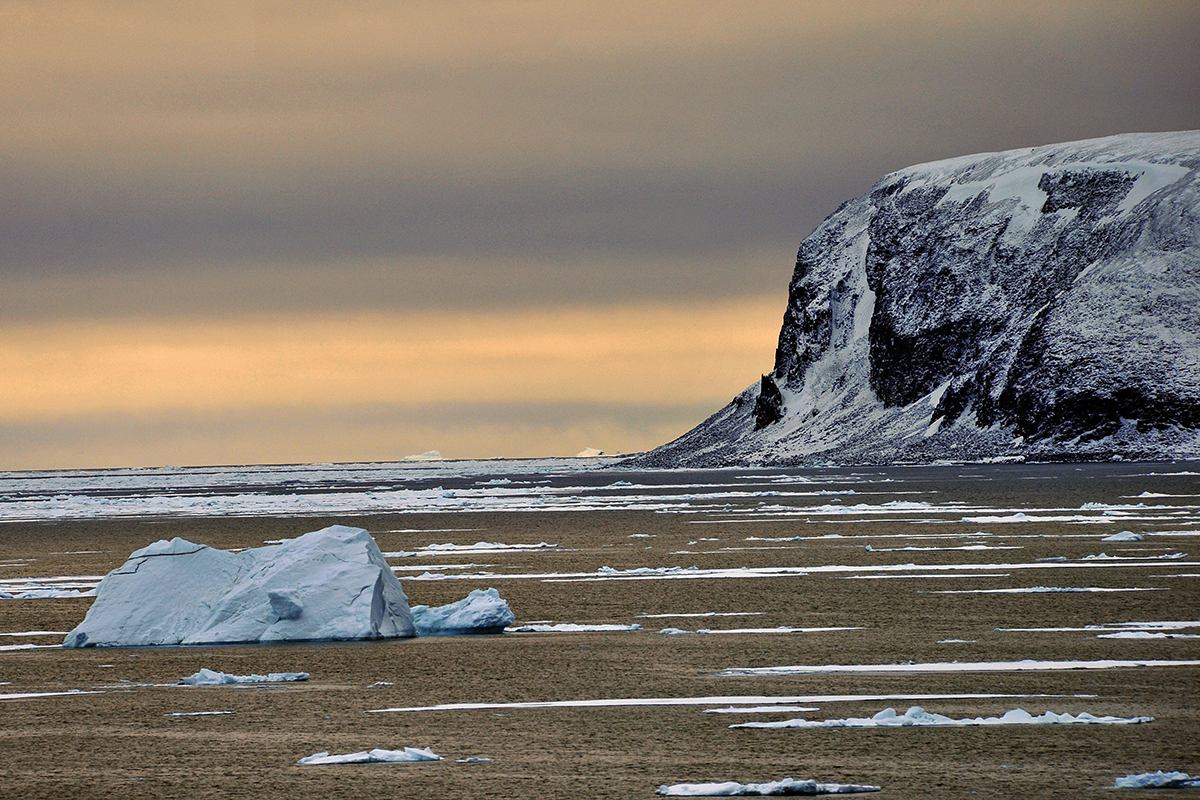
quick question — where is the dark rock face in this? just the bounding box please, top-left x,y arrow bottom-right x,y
753,375 -> 784,430
639,131 -> 1200,467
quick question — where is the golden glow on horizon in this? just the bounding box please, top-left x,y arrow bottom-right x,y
1,298 -> 780,424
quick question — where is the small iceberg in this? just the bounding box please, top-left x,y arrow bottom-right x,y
298,747 -> 442,765
411,588 -> 514,636
656,777 -> 881,795
181,668 -> 309,685
1114,771 -> 1200,789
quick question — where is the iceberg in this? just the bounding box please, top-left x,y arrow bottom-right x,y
411,588 -> 514,635
63,525 -> 417,647
656,777 -> 881,795
298,747 -> 442,765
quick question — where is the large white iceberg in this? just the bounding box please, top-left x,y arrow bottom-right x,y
63,525 -> 417,647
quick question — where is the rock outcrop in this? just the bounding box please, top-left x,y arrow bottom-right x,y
641,131 -> 1200,466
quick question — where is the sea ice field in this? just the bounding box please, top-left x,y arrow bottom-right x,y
1,459 -> 1197,798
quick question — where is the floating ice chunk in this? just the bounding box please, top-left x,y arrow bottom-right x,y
0,689 -> 104,700
410,588 -> 514,635
455,756 -> 494,764
1096,631 -> 1200,639
717,659 -> 1200,676
655,777 -> 881,795
63,526 -> 416,647
509,623 -> 641,632
298,747 -> 442,765
1114,771 -> 1200,789
1102,531 -> 1145,542
164,710 -> 236,717
729,705 -> 1152,729
423,541 -> 556,551
180,668 -> 309,685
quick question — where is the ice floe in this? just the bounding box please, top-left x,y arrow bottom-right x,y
1,689 -> 103,700
656,777 -> 881,795
658,627 -> 861,635
367,692 -> 1028,714
180,669 -> 310,685
932,586 -> 1164,594
1114,771 -> 1200,789
165,710 -> 236,717
411,588 -> 514,635
508,622 -> 641,633
1102,531 -> 1145,542
728,706 -> 1152,729
716,659 -> 1200,677
298,747 -> 441,765
421,541 -> 557,552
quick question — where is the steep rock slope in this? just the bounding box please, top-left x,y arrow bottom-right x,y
643,131 -> 1200,466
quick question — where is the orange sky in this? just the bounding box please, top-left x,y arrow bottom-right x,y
3,1 -> 1198,469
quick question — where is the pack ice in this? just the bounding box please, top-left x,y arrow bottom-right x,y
64,525 -> 424,647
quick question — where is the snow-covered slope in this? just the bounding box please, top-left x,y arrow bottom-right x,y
642,131 -> 1200,466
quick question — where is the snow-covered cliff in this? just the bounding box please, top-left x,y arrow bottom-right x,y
643,131 -> 1200,466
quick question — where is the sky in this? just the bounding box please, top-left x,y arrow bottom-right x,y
3,1 -> 1199,470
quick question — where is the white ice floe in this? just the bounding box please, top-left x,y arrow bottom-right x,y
64,526 -> 416,647
638,618 -> 758,623
367,692 -> 1026,714
1102,531 -> 1145,542
508,623 -> 641,633
0,587 -> 96,599
658,627 -> 861,636
1,689 -> 104,700
411,588 -> 514,635
1096,631 -> 1200,639
164,710 -> 236,717
180,669 -> 309,685
455,756 -> 494,764
656,778 -> 880,796
1083,552 -> 1187,560
704,706 -> 820,714
0,631 -> 67,637
932,586 -> 1164,594
422,541 -> 557,552
0,643 -> 61,651
717,659 -> 1200,677
1114,771 -> 1200,789
298,747 -> 442,765
999,620 -> 1200,633
729,706 -> 1152,729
